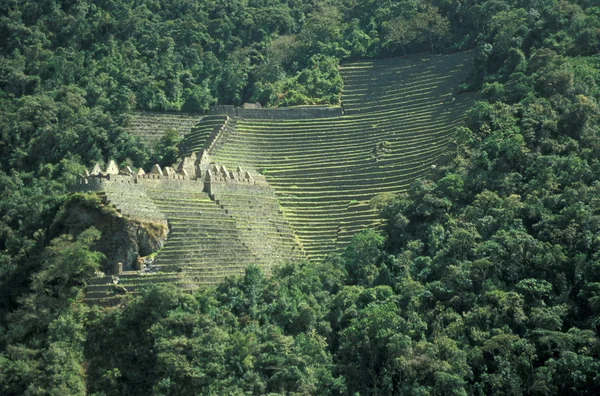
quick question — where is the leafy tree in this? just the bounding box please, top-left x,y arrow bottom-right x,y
151,128 -> 182,167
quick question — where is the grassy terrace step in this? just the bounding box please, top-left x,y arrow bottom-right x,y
288,221 -> 380,231
230,109 -> 455,131
229,142 -> 450,174
154,258 -> 258,266
291,221 -> 379,232
158,244 -> 255,252
269,155 -> 444,180
226,106 -> 448,128
264,148 -> 451,173
217,133 -> 452,154
284,215 -> 379,226
216,144 -> 451,171
221,124 -> 456,152
125,112 -> 201,147
217,148 -> 449,173
282,207 -> 371,216
155,254 -> 258,262
229,105 -> 451,131
228,123 -> 457,143
217,135 -> 452,164
266,162 -> 449,188
342,74 -> 450,91
208,51 -> 474,260
221,111 -> 465,137
229,109 -> 466,131
150,204 -> 221,211
219,154 -> 447,176
83,273 -> 185,305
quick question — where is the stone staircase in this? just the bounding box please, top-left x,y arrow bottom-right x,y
181,115 -> 229,156
211,118 -> 237,153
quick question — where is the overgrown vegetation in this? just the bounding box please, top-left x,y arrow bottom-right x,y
1,0 -> 600,394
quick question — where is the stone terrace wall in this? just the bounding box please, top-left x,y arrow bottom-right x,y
209,105 -> 236,117
73,175 -> 168,225
209,105 -> 343,119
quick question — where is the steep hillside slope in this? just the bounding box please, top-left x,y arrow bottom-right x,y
86,50 -> 476,305
208,51 -> 475,260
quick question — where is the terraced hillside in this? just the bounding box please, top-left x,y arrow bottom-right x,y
211,183 -> 305,266
125,112 -> 201,147
84,51 -> 475,304
207,51 -> 475,260
78,168 -> 304,305
148,190 -> 261,286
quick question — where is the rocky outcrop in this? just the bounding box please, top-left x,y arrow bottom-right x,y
56,194 -> 168,273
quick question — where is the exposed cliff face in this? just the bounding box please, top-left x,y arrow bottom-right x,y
55,194 -> 168,272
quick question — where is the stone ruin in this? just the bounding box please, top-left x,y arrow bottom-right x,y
74,151 -> 268,195
77,150 -> 304,305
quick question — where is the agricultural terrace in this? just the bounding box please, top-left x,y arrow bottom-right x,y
209,51 -> 475,260
125,111 -> 201,147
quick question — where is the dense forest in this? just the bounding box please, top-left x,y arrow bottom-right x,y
1,0 -> 600,394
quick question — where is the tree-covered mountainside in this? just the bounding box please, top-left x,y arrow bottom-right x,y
2,0 -> 600,394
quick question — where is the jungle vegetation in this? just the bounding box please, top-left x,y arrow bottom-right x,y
1,0 -> 600,394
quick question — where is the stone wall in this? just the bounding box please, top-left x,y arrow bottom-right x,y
208,105 -> 236,117
204,163 -> 267,197
209,104 -> 343,119
73,175 -> 168,225
204,117 -> 230,153
74,155 -> 266,196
